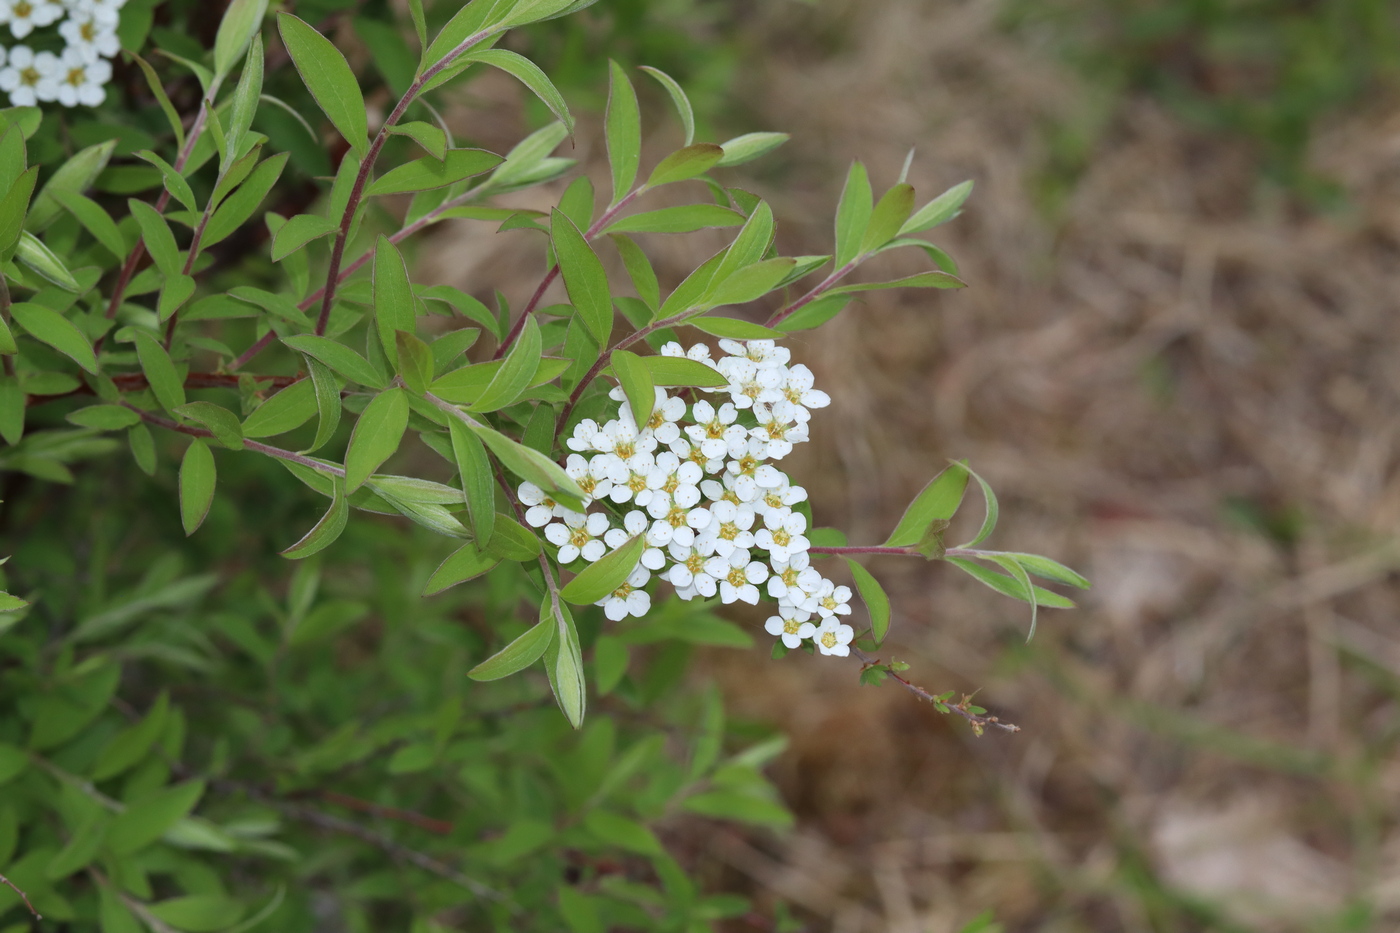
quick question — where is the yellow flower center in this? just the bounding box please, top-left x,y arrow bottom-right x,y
647,408 -> 666,430
611,582 -> 634,599
765,421 -> 788,440
821,594 -> 839,611
576,475 -> 597,496
615,439 -> 636,460
14,1 -> 32,17
821,631 -> 838,649
19,66 -> 39,87
718,521 -> 740,541
783,386 -> 804,404
683,553 -> 706,574
626,472 -> 648,493
764,492 -> 783,509
726,567 -> 748,587
741,380 -> 763,400
704,420 -> 726,439
80,21 -> 97,41
771,528 -> 791,548
569,527 -> 591,548
782,617 -> 802,635
661,474 -> 680,494
666,505 -> 689,528
734,455 -> 759,477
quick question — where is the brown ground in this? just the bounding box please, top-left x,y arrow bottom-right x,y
421,1 -> 1400,929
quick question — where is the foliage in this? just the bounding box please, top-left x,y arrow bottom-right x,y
1006,0 -> 1400,203
0,0 -> 1084,927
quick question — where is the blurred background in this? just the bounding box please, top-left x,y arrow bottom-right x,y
462,0 -> 1400,928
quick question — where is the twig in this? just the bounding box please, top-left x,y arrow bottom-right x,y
127,405 -> 348,477
0,873 -> 40,920
309,790 -> 453,835
851,647 -> 1020,733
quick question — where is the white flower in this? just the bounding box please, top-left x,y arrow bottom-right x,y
700,470 -> 760,506
668,436 -> 725,475
644,496 -> 710,549
59,10 -> 120,60
779,363 -> 830,414
611,385 -> 687,444
564,453 -> 615,504
565,418 -> 606,453
694,498 -> 755,558
543,511 -> 611,564
753,476 -> 808,521
764,609 -> 815,649
661,542 -> 719,600
719,338 -> 790,368
593,417 -> 656,463
716,356 -> 784,410
597,566 -> 652,621
725,437 -> 785,488
50,50 -> 112,107
813,618 -> 855,657
754,509 -> 809,563
811,577 -> 853,619
685,399 -> 746,461
604,509 -> 665,570
518,482 -> 565,527
1,0 -> 64,39
660,340 -> 718,368
0,45 -> 57,106
705,547 -> 768,605
749,400 -> 809,460
74,0 -> 126,25
765,551 -> 823,608
606,450 -> 657,506
644,452 -> 702,510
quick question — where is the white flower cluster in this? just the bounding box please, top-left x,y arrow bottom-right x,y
520,339 -> 859,658
0,0 -> 124,108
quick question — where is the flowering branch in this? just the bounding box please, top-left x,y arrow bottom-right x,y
851,646 -> 1019,734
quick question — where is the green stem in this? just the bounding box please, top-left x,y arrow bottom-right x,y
764,257 -> 859,329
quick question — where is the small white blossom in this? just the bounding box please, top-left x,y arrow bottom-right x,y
563,453 -> 615,504
754,509 -> 810,563
719,338 -> 790,368
49,50 -> 112,107
0,45 -> 57,106
766,552 -> 823,608
597,566 -> 652,621
705,547 -> 768,605
611,385 -> 687,444
662,541 -> 719,600
518,482 -> 564,528
644,452 -> 702,510
685,399 -> 746,461
603,510 -> 665,570
749,400 -> 808,460
694,499 -> 755,558
544,511 -> 611,564
700,470 -> 760,506
566,418 -> 606,453
1,0 -> 64,39
716,356 -> 784,410
813,618 -> 855,657
660,340 -> 720,370
779,363 -> 830,414
59,10 -> 120,60
606,450 -> 657,506
753,476 -> 808,521
811,578 -> 853,619
74,0 -> 127,26
644,496 -> 710,549
593,417 -> 656,463
725,438 -> 785,488
764,609 -> 815,649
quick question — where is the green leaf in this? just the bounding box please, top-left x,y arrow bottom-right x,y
603,204 -> 744,235
551,208 -> 611,345
686,316 -> 784,340
365,149 -> 503,197
66,405 -> 140,430
213,0 -> 269,81
0,377 -> 22,445
604,60 -> 640,204
421,0 -> 505,72
135,330 -> 185,413
715,131 -> 789,168
242,379 -> 316,437
705,257 -> 795,308
827,270 -> 966,295
179,439 -> 216,535
883,460 -> 968,547
945,557 -> 1075,609
834,160 -> 872,266
900,179 -> 973,236
386,121 -> 447,160
470,316 -> 540,412
545,599 -> 586,728
560,533 -> 644,606
487,122 -> 571,191
468,614 -> 555,681
611,234 -> 659,312
209,144 -> 262,211
447,417 -> 496,545
639,65 -> 694,145
845,559 -> 891,644
466,48 -> 572,134
46,814 -> 109,879
860,183 -> 914,254
51,188 -> 127,261
202,152 -> 288,248
15,231 -> 81,291
128,54 -> 185,151
92,692 -> 169,780
658,247 -> 725,319
986,554 -> 1040,641
713,200 -> 774,284
682,790 -> 792,827
609,349 -> 655,429
344,387 -> 408,492
271,213 -> 337,261
998,553 -> 1090,589
157,273 -> 197,322
10,301 -> 97,373
282,476 -> 349,558
148,895 -> 245,933
282,335 -> 386,389
173,401 -> 245,450
645,143 -> 723,188
423,542 -> 498,596
775,294 -> 850,333
468,420 -> 586,512
128,423 -> 157,475
277,13 -> 368,156
582,810 -> 662,856
27,139 -> 116,232
407,0 -> 426,47
428,356 -> 568,405
641,354 -> 728,388
394,330 -> 434,394
107,780 -> 205,855
955,463 -> 999,548
483,515 -> 542,561
373,235 -> 415,371
0,165 -> 38,260
224,33 -> 265,166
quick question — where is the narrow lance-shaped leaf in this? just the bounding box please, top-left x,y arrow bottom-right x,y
468,612 -> 556,681
15,232 -> 80,291
611,234 -> 660,311
447,418 -> 495,544
644,143 -> 723,189
603,204 -> 744,236
305,357 -> 341,454
859,182 -> 915,255
213,0 -> 268,81
277,13 -> 368,156
467,420 -> 586,512
544,599 -> 586,728
373,235 -> 415,371
711,200 -> 774,284
604,59 -> 640,205
987,554 -> 1039,642
704,258 -> 795,309
134,330 -> 185,414
133,150 -> 197,213
202,152 -> 288,249
551,208 -> 612,346
283,335 -> 386,389
641,355 -> 729,388
998,553 -> 1090,589
466,48 -> 572,134
395,330 -> 434,395
845,559 -> 891,644
609,349 -> 655,430
224,33 -> 265,167
469,316 -> 540,412
945,557 -> 1076,610
834,160 -> 872,267
270,213 -> 337,262
423,543 -> 498,596
26,139 -> 115,232
128,200 -> 180,275
51,189 -> 126,261
282,475 -> 349,559
179,439 -> 216,536
365,149 -> 503,197
883,460 -> 969,547
386,121 -> 447,160
715,131 -> 789,168
344,387 -> 408,492
241,378 -> 316,438
639,65 -> 694,145
9,301 -> 97,373
560,533 -> 644,606
900,179 -> 973,236
954,462 -> 999,549
173,402 -> 244,450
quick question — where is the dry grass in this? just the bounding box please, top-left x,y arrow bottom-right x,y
420,2 -> 1400,928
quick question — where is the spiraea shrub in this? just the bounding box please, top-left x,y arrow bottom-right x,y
0,0 -> 1085,928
